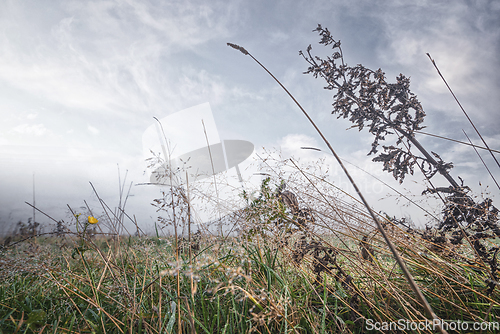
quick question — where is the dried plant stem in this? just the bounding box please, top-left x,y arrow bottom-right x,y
89,182 -> 132,236
153,116 -> 182,333
463,129 -> 500,191
395,131 -> 493,273
186,170 -> 194,301
228,42 -> 448,334
427,53 -> 500,170
202,119 -> 222,237
397,128 -> 460,188
32,173 -> 35,233
415,130 -> 500,154
24,201 -> 60,224
301,147 -> 440,221
174,187 -> 181,333
117,164 -> 123,233
3,227 -> 76,248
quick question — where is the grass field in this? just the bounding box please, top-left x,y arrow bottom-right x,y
1,185 -> 499,334
1,144 -> 499,334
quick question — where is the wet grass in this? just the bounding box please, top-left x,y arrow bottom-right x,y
1,223 -> 499,333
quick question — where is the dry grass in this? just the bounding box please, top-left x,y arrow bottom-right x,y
1,155 -> 499,333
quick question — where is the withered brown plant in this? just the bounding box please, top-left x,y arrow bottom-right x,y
301,24 -> 500,296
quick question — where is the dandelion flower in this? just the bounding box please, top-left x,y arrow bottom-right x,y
88,216 -> 98,224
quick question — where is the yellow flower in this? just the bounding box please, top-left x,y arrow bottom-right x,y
88,216 -> 98,224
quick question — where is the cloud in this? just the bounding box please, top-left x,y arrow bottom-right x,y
279,134 -> 319,155
11,123 -> 49,136
0,0 -> 242,117
372,0 -> 500,125
87,125 -> 99,135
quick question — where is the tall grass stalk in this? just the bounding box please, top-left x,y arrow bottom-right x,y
227,42 -> 448,334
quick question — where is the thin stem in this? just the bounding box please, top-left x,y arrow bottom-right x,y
202,119 -> 222,237
396,127 -> 459,188
228,42 -> 448,334
186,170 -> 194,301
415,131 -> 500,154
462,130 -> 500,191
24,201 -> 61,224
427,53 -> 500,170
152,116 -> 182,333
300,147 -> 440,221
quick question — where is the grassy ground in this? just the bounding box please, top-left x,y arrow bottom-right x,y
1,160 -> 499,333
1,226 -> 499,333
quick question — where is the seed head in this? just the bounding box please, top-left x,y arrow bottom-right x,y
227,43 -> 249,55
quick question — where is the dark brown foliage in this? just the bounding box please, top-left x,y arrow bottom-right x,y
177,230 -> 201,254
301,24 -> 428,184
275,181 -> 315,230
291,235 -> 363,322
359,235 -> 375,262
302,24 -> 500,295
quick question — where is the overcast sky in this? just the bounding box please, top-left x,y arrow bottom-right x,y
1,0 -> 499,236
